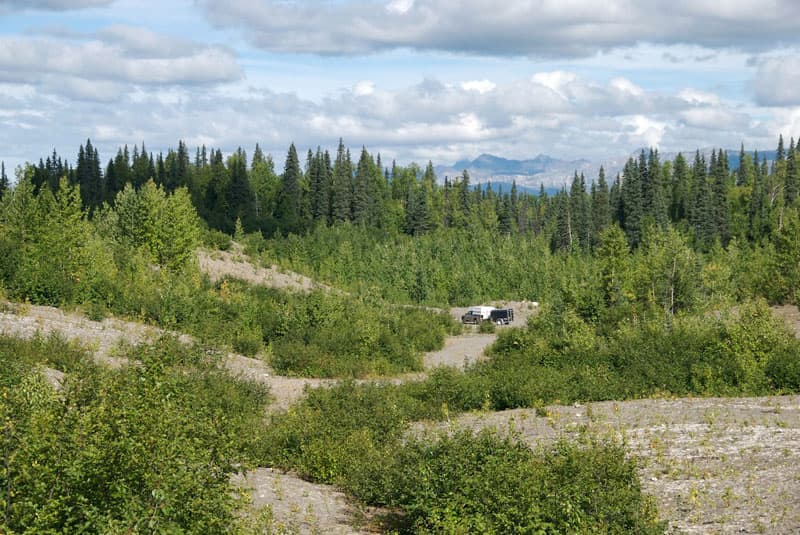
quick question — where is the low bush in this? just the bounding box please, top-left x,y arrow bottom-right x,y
361,430 -> 663,534
473,299 -> 800,409
0,336 -> 269,533
257,379 -> 663,534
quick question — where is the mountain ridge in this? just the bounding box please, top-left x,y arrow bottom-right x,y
437,148 -> 778,190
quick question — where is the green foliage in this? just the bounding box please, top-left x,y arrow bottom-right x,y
202,227 -> 233,250
266,224 -> 556,306
102,181 -> 200,270
204,280 -> 454,377
259,380 -> 662,535
0,176 -> 103,305
365,431 -> 662,534
473,300 -> 800,409
0,336 -> 269,533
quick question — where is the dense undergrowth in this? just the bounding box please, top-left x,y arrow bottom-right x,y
0,178 -> 456,378
111,271 -> 457,377
257,297 -> 800,532
260,221 -> 796,309
0,334 -> 269,533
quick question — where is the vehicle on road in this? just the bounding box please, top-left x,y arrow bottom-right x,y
489,308 -> 514,325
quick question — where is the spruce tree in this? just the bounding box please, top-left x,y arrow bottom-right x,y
786,137 -> 798,206
737,143 -> 751,187
276,143 -> 303,234
330,139 -> 352,223
308,147 -> 330,222
712,148 -> 730,243
0,161 -> 7,199
569,172 -> 588,250
75,139 -> 103,211
227,147 -> 255,231
205,149 -> 230,232
621,157 -> 643,246
405,183 -> 431,235
592,166 -> 611,243
455,170 -> 472,229
352,147 -> 372,223
670,153 -> 689,222
648,149 -> 667,227
551,188 -> 572,252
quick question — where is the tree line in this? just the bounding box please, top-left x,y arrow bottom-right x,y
3,135 -> 799,254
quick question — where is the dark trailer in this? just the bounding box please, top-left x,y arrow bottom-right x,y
489,308 -> 514,325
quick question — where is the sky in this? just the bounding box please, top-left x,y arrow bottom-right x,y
1,0 -> 800,174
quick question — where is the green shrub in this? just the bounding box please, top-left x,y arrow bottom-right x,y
478,319 -> 496,333
352,430 -> 663,534
0,337 -> 269,533
765,348 -> 800,391
203,228 -> 232,250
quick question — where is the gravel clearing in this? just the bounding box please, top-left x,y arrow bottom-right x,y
417,394 -> 800,534
199,248 -> 336,293
232,468 -> 378,534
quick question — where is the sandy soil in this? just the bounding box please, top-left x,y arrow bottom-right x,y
422,333 -> 496,369
772,304 -> 800,336
199,249 -> 335,293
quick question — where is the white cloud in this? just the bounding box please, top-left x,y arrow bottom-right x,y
531,71 -> 579,99
385,0 -> 414,15
753,55 -> 800,106
610,77 -> 643,97
623,115 -> 666,148
199,0 -> 800,57
678,88 -> 721,105
353,80 -> 375,96
0,32 -> 242,94
98,25 -> 200,59
461,79 -> 495,93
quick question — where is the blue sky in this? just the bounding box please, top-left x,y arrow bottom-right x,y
1,0 -> 799,175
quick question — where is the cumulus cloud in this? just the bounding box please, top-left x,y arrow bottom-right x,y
198,0 -> 800,57
353,80 -> 375,96
0,31 -> 241,96
0,63 -> 778,178
98,25 -> 201,59
461,79 -> 495,93
753,55 -> 800,106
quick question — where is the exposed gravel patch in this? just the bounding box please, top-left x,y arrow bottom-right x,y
232,468 -> 378,534
0,301 -> 188,367
772,304 -> 800,337
416,395 -> 800,534
199,249 -> 336,293
422,333 -> 496,369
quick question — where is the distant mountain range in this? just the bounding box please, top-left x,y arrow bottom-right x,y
437,149 -> 778,191
435,153 -> 594,190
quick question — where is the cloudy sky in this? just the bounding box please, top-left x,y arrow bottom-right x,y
1,0 -> 799,173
